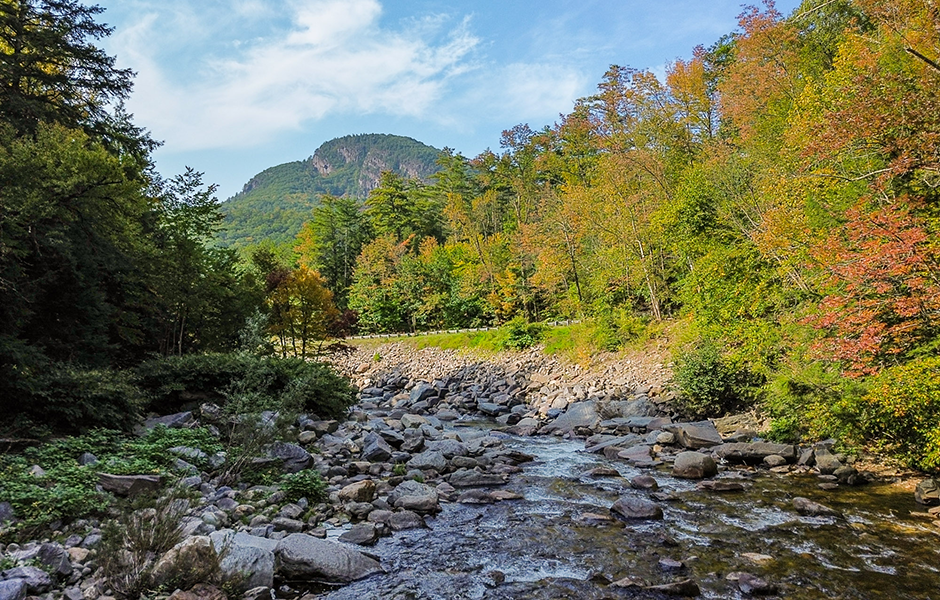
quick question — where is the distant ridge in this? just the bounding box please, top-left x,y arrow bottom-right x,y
218,133 -> 442,248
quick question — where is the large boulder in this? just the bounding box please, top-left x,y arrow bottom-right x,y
274,533 -> 382,582
672,451 -> 718,479
541,401 -> 600,434
209,530 -> 276,591
713,442 -> 797,464
665,421 -> 723,449
425,439 -> 469,458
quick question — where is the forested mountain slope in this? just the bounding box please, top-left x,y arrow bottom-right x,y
217,134 -> 441,248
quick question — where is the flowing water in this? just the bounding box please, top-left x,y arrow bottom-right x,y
313,426 -> 940,599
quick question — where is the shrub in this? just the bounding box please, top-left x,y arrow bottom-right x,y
590,310 -> 649,352
279,470 -> 327,503
850,356 -> 940,472
135,353 -> 356,419
99,493 -> 189,599
672,341 -> 763,419
496,317 -> 547,351
8,364 -> 142,435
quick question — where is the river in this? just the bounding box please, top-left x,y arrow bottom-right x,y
313,424 -> 939,599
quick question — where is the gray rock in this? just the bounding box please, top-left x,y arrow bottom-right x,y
792,497 -> 837,516
77,452 -> 98,466
425,439 -> 468,458
361,433 -> 394,463
448,469 -> 506,488
630,475 -> 659,490
406,450 -> 447,472
272,517 -> 304,533
2,566 -> 53,593
541,401 -> 600,434
169,446 -> 208,462
338,523 -> 380,546
0,579 -> 27,600
477,401 -> 507,416
610,497 -> 664,521
63,587 -> 83,600
271,442 -> 313,473
914,479 -> 940,505
274,533 -> 383,582
763,455 -> 788,468
388,480 -> 440,513
713,442 -> 797,464
388,510 -> 425,531
665,421 -> 723,449
143,411 -> 194,430
672,451 -> 718,479
37,542 -> 71,577
0,502 -> 14,524
97,473 -> 162,496
409,383 -> 438,404
814,448 -> 842,475
209,530 -> 276,591
737,572 -> 777,595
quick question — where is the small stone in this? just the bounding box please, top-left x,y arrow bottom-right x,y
738,572 -> 777,595
762,455 -> 787,468
659,558 -> 684,570
645,579 -> 700,596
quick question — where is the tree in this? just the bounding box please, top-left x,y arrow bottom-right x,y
267,266 -> 338,359
295,194 -> 371,308
0,0 -> 134,136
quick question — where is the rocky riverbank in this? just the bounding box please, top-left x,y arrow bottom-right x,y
2,342 -> 939,600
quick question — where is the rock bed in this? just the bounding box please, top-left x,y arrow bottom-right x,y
3,343 -> 939,600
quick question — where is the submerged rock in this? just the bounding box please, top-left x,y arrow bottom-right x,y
915,479 -> 940,506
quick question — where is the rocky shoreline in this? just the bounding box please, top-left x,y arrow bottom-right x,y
2,342 -> 939,600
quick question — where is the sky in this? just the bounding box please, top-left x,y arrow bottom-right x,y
96,0 -> 804,200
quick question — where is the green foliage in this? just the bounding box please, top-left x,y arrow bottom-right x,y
495,318 -> 547,351
672,341 -> 763,419
278,470 -> 327,503
0,426 -> 226,536
590,310 -> 650,352
10,364 -> 142,434
135,352 -> 356,419
847,357 -> 940,472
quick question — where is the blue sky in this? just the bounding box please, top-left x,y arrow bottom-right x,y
96,0 -> 803,199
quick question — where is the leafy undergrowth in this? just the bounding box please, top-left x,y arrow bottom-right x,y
0,426 -> 221,536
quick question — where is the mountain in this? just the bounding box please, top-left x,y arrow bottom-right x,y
217,133 -> 442,248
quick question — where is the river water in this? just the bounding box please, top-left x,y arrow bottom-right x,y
314,426 -> 940,599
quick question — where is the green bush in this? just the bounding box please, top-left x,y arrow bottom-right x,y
8,364 -> 142,435
135,353 -> 356,419
850,357 -> 940,472
590,310 -> 649,352
279,470 -> 327,503
672,341 -> 763,419
496,318 -> 547,351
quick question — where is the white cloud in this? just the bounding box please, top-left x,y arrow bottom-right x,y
112,0 -> 480,150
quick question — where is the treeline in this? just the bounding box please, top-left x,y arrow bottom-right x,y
0,0 -> 351,434
284,0 -> 940,469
